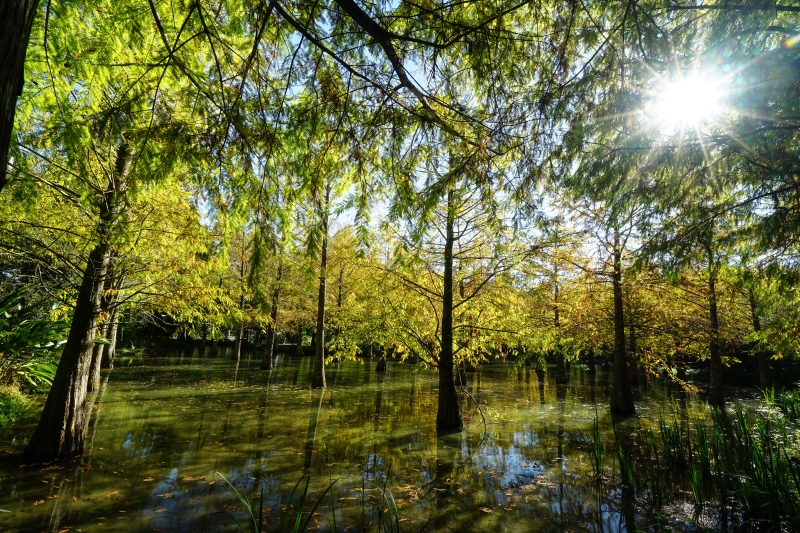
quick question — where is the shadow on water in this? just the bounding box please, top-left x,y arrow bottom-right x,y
0,354 -> 768,532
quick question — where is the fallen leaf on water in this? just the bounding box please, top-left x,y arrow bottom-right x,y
182,476 -> 204,483
33,500 -> 45,506
104,491 -> 119,499
143,477 -> 155,482
47,495 -> 59,499
478,507 -> 494,513
156,494 -> 173,498
155,508 -> 168,513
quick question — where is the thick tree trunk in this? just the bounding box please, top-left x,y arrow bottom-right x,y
708,266 -> 725,406
749,290 -> 772,390
610,231 -> 635,415
376,355 -> 386,372
0,0 -> 39,192
437,189 -> 462,431
24,141 -> 130,462
23,242 -> 111,462
311,189 -> 330,389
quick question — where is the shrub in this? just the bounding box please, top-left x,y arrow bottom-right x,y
0,385 -> 31,428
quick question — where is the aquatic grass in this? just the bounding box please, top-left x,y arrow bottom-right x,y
587,403 -> 800,530
214,472 -> 338,533
658,411 -> 689,468
642,428 -> 663,509
214,472 -> 261,533
616,440 -> 635,489
764,387 -> 800,421
584,408 -> 605,479
379,487 -> 401,533
282,474 -> 338,533
611,423 -> 635,490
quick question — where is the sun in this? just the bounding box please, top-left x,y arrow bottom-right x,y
651,73 -> 724,132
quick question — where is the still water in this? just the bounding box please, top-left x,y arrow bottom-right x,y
0,351 -> 756,532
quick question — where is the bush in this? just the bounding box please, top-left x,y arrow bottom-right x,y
0,287 -> 67,389
0,385 -> 31,428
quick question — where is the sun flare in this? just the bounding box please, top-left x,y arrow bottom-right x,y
652,73 -> 723,132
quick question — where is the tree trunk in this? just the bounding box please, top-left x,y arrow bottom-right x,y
87,274 -> 114,392
199,323 -> 207,352
87,323 -> 107,393
708,264 -> 725,406
376,355 -> 386,372
553,270 -> 568,384
261,326 -> 275,370
101,304 -> 119,370
437,189 -> 462,431
0,0 -> 39,193
749,290 -> 771,390
24,142 -> 131,462
234,322 -> 244,361
628,323 -> 639,386
587,348 -> 596,374
261,263 -> 282,370
311,187 -> 330,389
610,231 -> 635,415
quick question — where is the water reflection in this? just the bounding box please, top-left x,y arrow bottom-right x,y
0,354 -> 761,532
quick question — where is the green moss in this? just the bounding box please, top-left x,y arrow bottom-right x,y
0,385 -> 31,429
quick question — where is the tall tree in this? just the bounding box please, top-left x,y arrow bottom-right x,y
0,0 -> 39,192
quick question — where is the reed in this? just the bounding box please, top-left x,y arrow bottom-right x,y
588,402 -> 800,530
585,409 -> 605,479
215,472 -> 338,533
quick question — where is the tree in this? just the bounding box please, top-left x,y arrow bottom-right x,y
385,142 -> 524,430
0,0 -> 39,192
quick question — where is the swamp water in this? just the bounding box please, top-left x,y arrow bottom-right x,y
0,352 -> 760,532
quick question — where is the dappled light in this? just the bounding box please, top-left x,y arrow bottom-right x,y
1,0 -> 800,531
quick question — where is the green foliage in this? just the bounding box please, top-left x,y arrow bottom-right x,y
0,385 -> 32,429
0,288 -> 67,388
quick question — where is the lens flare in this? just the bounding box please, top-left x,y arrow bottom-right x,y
652,73 -> 723,132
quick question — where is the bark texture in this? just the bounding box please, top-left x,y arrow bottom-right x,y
100,301 -> 120,369
0,0 -> 39,192
24,142 -> 130,462
610,231 -> 635,415
436,190 -> 462,431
